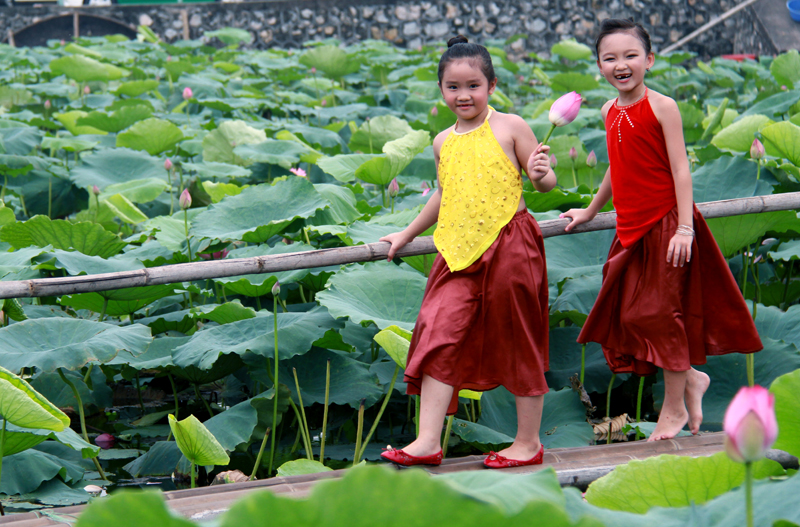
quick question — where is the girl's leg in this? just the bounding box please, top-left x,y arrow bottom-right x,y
685,367 -> 710,435
398,374 -> 453,456
496,394 -> 543,460
649,369 -> 689,441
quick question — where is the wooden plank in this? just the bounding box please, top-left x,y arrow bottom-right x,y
0,193 -> 797,300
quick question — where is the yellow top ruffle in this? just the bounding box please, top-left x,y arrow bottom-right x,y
434,108 -> 523,272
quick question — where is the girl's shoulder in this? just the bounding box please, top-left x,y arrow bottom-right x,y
488,110 -> 531,139
600,99 -> 615,120
433,125 -> 456,155
646,89 -> 681,124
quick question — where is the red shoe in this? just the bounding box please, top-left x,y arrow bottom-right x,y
380,446 -> 443,467
483,445 -> 544,469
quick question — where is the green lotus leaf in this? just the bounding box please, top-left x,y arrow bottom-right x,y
200,397 -> 257,452
40,137 -> 98,154
191,177 -> 328,243
50,54 -> 128,82
692,155 -> 769,202
102,194 -> 150,224
374,325 -> 413,368
318,154 -> 379,183
768,238 -> 800,262
545,326 -> 627,394
76,105 -> 153,133
711,114 -> 773,152
170,353 -> 245,385
277,459 -> 333,477
760,121 -> 800,166
1,421 -> 98,458
71,148 -> 167,189
737,90 -> 800,121
116,118 -> 184,156
233,139 -> 313,168
202,120 -> 267,166
0,215 -> 127,257
107,335 -> 183,369
355,130 -> 431,186
206,27 -> 253,46
283,123 -> 347,152
172,307 -> 338,370
0,154 -> 48,176
707,210 -> 800,257
0,124 -> 42,155
142,215 -> 188,252
307,184 -> 362,225
100,177 -> 169,204
551,39 -> 593,61
299,45 -> 361,80
114,79 -> 160,97
317,262 -> 426,331
74,490 -> 196,527
584,452 -> 784,514
54,111 -> 107,135
754,303 -> 800,348
0,86 -> 33,108
60,285 -> 177,317
349,115 -> 414,154
0,447 -> 87,496
544,230 -> 614,284
770,369 -> 800,460
214,242 -> 320,297
182,161 -> 252,180
770,50 -> 800,89
549,72 -> 599,93
0,318 -> 152,373
0,365 -> 69,431
168,414 -> 230,467
121,441 -> 182,477
202,181 -> 246,203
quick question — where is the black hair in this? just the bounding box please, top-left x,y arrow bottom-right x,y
595,19 -> 652,57
437,35 -> 496,84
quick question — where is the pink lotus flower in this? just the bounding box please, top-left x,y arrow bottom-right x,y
272,281 -> 281,296
95,433 -> 115,450
183,87 -> 193,100
723,385 -> 778,463
44,100 -> 51,110
311,67 -> 317,74
321,99 -> 327,107
569,147 -> 578,162
164,158 -> 173,171
750,139 -> 765,160
421,181 -> 431,197
92,185 -> 100,196
430,106 -> 438,116
179,188 -> 192,210
540,91 -> 582,145
550,154 -> 557,168
388,178 -> 399,198
200,249 -> 230,260
289,167 -> 307,177
83,86 -> 91,95
586,150 -> 597,168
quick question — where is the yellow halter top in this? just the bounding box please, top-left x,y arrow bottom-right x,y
434,108 -> 523,272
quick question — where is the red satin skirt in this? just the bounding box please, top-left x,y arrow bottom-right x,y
404,210 -> 550,415
578,206 -> 762,376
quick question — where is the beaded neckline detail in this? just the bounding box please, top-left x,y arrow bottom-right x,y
609,89 -> 647,143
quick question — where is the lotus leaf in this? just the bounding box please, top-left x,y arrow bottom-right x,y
349,115 -> 414,154
374,325 -> 413,368
30,368 -> 112,411
54,111 -> 107,136
0,215 -> 127,257
737,90 -> 800,121
768,369 -> 800,460
191,176 -> 328,243
60,285 -> 177,317
107,335 -> 183,370
116,118 -> 184,156
71,148 -> 166,189
0,448 -> 86,496
114,80 -> 159,97
183,161 -> 252,180
299,45 -> 361,80
74,489 -> 196,527
277,459 -> 333,477
214,242 -> 320,297
711,114 -> 773,151
760,121 -> 800,166
544,230 -> 614,284
0,154 -> 47,176
545,327 -> 626,394
49,54 -> 128,82
121,441 -> 182,477
100,177 -> 169,204
202,120 -> 267,166
1,422 -> 98,458
0,125 -> 42,155
0,365 -> 69,432
233,138 -> 313,168
40,137 -> 98,154
200,398 -> 257,451
355,130 -> 431,186
317,154 -> 378,183
76,105 -> 153,133
206,27 -> 253,46
770,50 -> 800,89
308,184 -> 362,225
0,318 -> 152,373
550,73 -> 599,93
551,39 -> 593,61
754,303 -> 800,348
168,414 -> 230,467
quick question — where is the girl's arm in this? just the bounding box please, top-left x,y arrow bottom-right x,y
652,94 -> 693,267
513,116 -> 556,192
379,131 -> 446,261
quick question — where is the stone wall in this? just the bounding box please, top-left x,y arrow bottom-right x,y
1,0 -> 758,59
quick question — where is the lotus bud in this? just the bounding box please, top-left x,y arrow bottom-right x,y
95,433 -> 115,450
44,100 -> 51,110
321,99 -> 327,107
60,39 -> 66,46
83,85 -> 91,95
586,150 -> 597,168
311,67 -> 316,74
569,147 -> 578,162
179,188 -> 192,210
182,87 -> 193,100
388,178 -> 399,198
750,139 -> 765,160
92,185 -> 100,196
723,385 -> 778,463
421,181 -> 431,197
272,281 -> 281,296
164,158 -> 173,171
431,106 -> 438,116
166,55 -> 172,62
548,91 -> 582,127
289,167 -> 307,177
550,154 -> 557,168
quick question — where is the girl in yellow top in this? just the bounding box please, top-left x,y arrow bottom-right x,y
380,35 -> 558,468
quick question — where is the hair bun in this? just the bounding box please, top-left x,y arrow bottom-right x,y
447,35 -> 469,48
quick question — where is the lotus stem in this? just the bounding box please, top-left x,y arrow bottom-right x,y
249,427 -> 271,481
745,461 -> 754,527
353,399 -> 365,466
47,176 -> 51,218
303,228 -> 311,246
782,262 -> 794,309
193,383 -> 213,417
190,461 -> 196,489
183,209 -> 193,261
166,373 -> 179,442
580,344 -> 586,385
358,364 -> 399,460
571,162 -> 577,188
540,124 -> 556,146
635,376 -> 645,440
380,184 -> 386,208
57,368 -> 108,481
319,359 -> 331,463
606,373 -> 616,445
135,372 -> 146,417
756,159 -> 761,181
442,415 -> 454,459
391,196 -> 395,214
93,192 -> 99,223
292,368 -> 313,461
367,118 -> 373,154
288,399 -> 312,460
747,354 -> 755,387
167,170 -> 174,215
268,296 -> 279,476
97,297 -> 108,322
299,284 -> 307,304
83,363 -> 93,386
19,194 -> 28,218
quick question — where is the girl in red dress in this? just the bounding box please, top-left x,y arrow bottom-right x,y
562,19 -> 762,441
379,36 -> 557,467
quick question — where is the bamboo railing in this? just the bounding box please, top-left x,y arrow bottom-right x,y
0,193 -> 797,300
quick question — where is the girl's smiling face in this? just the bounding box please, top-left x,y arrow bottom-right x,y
597,31 -> 654,96
439,58 -> 497,122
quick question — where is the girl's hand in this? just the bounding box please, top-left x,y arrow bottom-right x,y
527,143 -> 551,181
667,233 -> 693,267
560,208 -> 595,232
379,231 -> 413,261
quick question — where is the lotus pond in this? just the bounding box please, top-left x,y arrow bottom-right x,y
0,27 -> 799,523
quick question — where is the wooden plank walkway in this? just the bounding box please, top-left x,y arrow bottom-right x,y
0,433 -> 728,526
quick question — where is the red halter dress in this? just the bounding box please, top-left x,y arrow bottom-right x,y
577,91 -> 762,375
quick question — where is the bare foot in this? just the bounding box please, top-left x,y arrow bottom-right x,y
390,438 -> 441,457
685,368 -> 710,435
647,406 -> 689,442
495,441 -> 542,461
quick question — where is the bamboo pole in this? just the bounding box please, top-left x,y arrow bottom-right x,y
0,193 -> 797,300
660,0 -> 762,54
